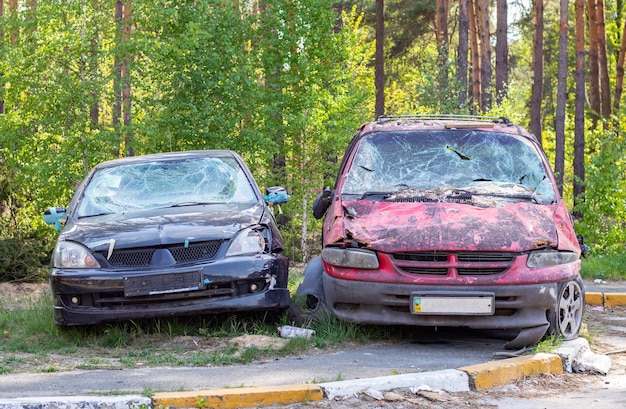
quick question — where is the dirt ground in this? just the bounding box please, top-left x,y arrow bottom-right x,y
1,282 -> 625,408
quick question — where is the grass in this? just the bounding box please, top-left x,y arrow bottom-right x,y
580,252 -> 626,280
0,266 -> 390,374
1,255 -> 623,374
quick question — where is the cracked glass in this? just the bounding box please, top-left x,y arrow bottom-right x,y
76,157 -> 257,217
341,130 -> 556,205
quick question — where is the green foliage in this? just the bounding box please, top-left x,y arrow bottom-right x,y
575,128 -> 626,254
0,238 -> 50,282
2,0 -> 626,263
581,252 -> 626,280
0,0 -> 377,263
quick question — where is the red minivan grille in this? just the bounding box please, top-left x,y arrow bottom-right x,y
392,251 -> 516,276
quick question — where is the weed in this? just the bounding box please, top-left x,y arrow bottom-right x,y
534,335 -> 562,353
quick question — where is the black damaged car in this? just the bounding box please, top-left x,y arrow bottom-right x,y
44,150 -> 290,326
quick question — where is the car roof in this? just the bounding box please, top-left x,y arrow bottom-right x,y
357,115 -> 539,143
93,150 -> 241,169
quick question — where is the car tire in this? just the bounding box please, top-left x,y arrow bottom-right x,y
546,277 -> 585,340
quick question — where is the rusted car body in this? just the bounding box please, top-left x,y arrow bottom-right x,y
44,150 -> 290,325
299,115 -> 585,349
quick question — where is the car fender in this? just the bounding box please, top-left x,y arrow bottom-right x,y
296,256 -> 326,305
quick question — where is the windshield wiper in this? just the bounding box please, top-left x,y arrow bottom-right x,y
78,212 -> 114,219
169,202 -> 221,208
359,191 -> 392,200
453,189 -> 539,204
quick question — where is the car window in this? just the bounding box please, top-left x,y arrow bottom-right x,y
76,157 -> 257,217
341,130 -> 556,203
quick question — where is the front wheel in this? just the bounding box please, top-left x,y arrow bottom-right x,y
547,278 -> 585,340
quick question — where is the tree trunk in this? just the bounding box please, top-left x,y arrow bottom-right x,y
8,0 -> 18,46
122,1 -> 133,157
530,0 -> 544,145
573,0 -> 586,216
475,0 -> 491,112
614,9 -> 626,112
0,0 -> 4,115
468,0 -> 481,112
495,0 -> 508,104
457,0 -> 469,107
113,1 -> 123,134
595,0 -> 611,119
435,0 -> 449,92
375,0 -> 385,118
555,0 -> 569,195
90,36 -> 99,126
587,0 -> 601,127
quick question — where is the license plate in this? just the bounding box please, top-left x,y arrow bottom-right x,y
411,293 -> 494,315
124,271 -> 203,297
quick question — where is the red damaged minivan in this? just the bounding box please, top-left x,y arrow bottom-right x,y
297,115 -> 587,349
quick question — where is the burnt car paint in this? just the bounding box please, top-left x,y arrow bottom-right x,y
299,116 -> 584,349
45,150 -> 290,325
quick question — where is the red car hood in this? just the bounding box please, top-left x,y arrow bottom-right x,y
338,200 -> 558,253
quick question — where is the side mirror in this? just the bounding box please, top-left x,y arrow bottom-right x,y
577,234 -> 590,257
44,207 -> 67,230
264,186 -> 290,205
312,186 -> 333,220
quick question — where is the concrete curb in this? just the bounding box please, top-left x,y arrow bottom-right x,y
0,395 -> 151,409
0,353 -> 569,409
153,384 -> 324,408
585,291 -> 626,307
1,294 -> 622,409
148,353 -> 565,407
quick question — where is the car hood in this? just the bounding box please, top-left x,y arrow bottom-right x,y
60,203 -> 265,251
338,200 -> 558,253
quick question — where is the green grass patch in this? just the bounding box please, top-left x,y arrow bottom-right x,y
581,252 -> 626,280
0,267 -> 392,373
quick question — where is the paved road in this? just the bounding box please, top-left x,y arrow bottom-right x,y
0,328 -> 509,399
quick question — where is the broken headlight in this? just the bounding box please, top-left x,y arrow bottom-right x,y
321,247 -> 380,269
52,241 -> 100,269
526,250 -> 579,268
226,227 -> 267,257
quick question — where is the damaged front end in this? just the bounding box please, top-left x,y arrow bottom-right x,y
46,150 -> 291,326
300,119 -> 585,349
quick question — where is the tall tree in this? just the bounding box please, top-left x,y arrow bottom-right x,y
375,0 -> 384,117
0,0 -> 4,115
574,0 -> 586,213
468,0 -> 480,111
495,0 -> 508,104
554,0 -> 569,194
530,0 -> 544,144
588,0 -> 601,126
435,0 -> 449,92
475,0 -> 491,111
113,1 -> 123,146
122,1 -> 133,156
614,6 -> 626,112
595,0 -> 611,119
457,0 -> 469,107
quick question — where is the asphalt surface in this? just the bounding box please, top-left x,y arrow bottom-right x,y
0,333 -> 506,398
0,279 -> 624,409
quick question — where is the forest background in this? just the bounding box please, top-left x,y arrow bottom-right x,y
0,0 -> 625,282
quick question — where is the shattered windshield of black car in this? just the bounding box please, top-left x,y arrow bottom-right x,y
77,157 -> 257,217
341,130 -> 556,203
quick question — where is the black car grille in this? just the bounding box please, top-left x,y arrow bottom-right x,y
392,251 -> 516,276
102,241 -> 222,267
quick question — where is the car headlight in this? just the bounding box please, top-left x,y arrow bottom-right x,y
321,247 -> 380,269
526,250 -> 579,268
52,241 -> 100,269
226,227 -> 267,257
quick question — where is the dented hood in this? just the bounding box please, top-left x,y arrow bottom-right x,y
60,203 -> 264,251
339,200 -> 558,253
